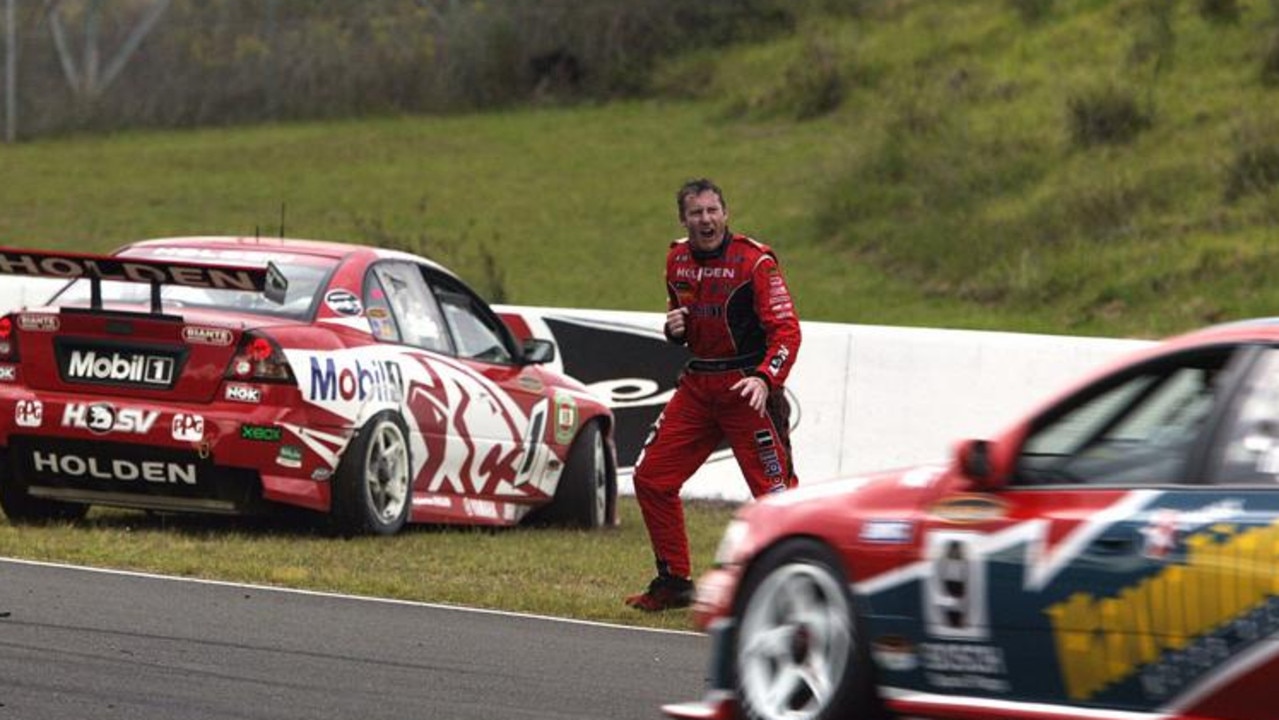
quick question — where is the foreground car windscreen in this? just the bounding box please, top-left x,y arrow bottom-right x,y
51,247 -> 335,320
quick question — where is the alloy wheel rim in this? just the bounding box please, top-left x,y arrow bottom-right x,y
737,562 -> 853,720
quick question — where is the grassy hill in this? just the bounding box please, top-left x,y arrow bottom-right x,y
2,0 -> 1278,341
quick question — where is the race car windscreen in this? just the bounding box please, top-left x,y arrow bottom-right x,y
51,247 -> 337,320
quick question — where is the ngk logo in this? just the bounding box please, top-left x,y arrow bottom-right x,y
62,403 -> 159,435
171,413 -> 205,442
15,400 -> 42,428
66,350 -> 175,386
224,384 -> 262,403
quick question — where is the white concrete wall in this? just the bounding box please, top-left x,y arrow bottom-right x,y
0,277 -> 1154,502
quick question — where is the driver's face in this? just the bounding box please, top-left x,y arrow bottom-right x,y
680,190 -> 728,253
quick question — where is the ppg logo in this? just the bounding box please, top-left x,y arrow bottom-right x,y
172,413 -> 205,442
15,399 -> 42,428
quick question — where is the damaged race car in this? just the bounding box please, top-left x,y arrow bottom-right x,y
0,237 -> 617,534
666,319 -> 1279,720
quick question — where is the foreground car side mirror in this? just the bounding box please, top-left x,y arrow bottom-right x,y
521,338 -> 556,365
957,438 -> 1003,488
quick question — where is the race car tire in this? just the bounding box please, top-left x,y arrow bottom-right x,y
331,412 -> 412,536
733,538 -> 885,720
0,474 -> 89,524
532,420 -> 612,528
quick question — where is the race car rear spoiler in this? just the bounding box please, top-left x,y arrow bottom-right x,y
0,246 -> 288,313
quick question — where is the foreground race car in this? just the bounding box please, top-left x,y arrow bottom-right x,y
0,237 -> 617,534
666,319 -> 1279,720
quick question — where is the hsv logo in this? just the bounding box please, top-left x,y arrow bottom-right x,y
62,403 -> 159,435
224,383 -> 262,403
15,399 -> 42,428
65,349 -> 175,387
172,413 -> 205,442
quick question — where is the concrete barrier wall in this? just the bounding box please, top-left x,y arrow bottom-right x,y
0,276 -> 1153,501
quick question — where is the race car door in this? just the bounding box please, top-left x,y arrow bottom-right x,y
421,267 -> 556,517
915,343 -> 1256,712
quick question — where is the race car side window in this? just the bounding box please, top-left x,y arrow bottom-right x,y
1207,347 -> 1279,484
422,269 -> 515,365
367,262 -> 451,354
1013,346 -> 1239,486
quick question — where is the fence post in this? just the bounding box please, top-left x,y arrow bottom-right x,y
4,0 -> 15,143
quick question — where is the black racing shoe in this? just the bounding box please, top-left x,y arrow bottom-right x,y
625,574 -> 694,612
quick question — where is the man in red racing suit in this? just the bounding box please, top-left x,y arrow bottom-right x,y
626,178 -> 802,612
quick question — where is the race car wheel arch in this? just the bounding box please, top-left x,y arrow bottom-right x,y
530,419 -> 613,529
330,411 -> 412,536
732,538 -> 886,720
0,452 -> 90,524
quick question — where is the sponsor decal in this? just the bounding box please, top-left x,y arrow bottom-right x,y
768,345 -> 790,376
754,429 -> 775,448
517,375 -> 544,393
15,399 -> 42,428
463,498 -> 499,519
553,391 -> 578,444
65,349 -> 176,387
277,445 -> 302,468
0,364 -> 15,382
1046,514 -> 1279,702
921,643 -> 1010,693
860,520 -> 915,544
674,266 -> 737,280
224,383 -> 262,403
366,307 -> 390,320
871,636 -> 919,672
324,289 -> 362,316
757,447 -> 783,477
311,468 -> 332,481
62,403 -> 159,435
1140,499 -> 1244,560
928,493 -> 1009,523
171,413 -> 205,442
241,424 -> 283,442
307,356 -> 403,403
18,313 -> 59,332
182,326 -> 233,346
31,451 -> 196,484
0,250 -> 263,291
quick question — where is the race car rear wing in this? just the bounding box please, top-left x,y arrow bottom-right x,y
0,246 -> 289,313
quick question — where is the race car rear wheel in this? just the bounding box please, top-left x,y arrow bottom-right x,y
331,412 -> 411,536
533,420 -> 612,528
0,470 -> 89,524
733,539 -> 883,720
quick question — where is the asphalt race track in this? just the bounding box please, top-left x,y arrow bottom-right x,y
0,558 -> 707,719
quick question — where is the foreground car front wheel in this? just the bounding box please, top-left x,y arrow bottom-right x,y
331,412 -> 411,536
734,539 -> 881,720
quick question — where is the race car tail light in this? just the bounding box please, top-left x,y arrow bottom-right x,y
0,315 -> 15,360
225,331 -> 294,383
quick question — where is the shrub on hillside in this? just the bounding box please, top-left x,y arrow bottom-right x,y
1262,28 -> 1279,86
1007,0 -> 1053,25
1224,124 -> 1279,202
1066,83 -> 1152,148
1197,0 -> 1241,24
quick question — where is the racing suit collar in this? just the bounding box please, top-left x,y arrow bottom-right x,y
690,230 -> 731,262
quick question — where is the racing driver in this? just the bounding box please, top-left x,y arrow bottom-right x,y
626,178 -> 802,612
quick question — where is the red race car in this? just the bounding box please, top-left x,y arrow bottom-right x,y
0,237 -> 617,534
666,319 -> 1279,720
